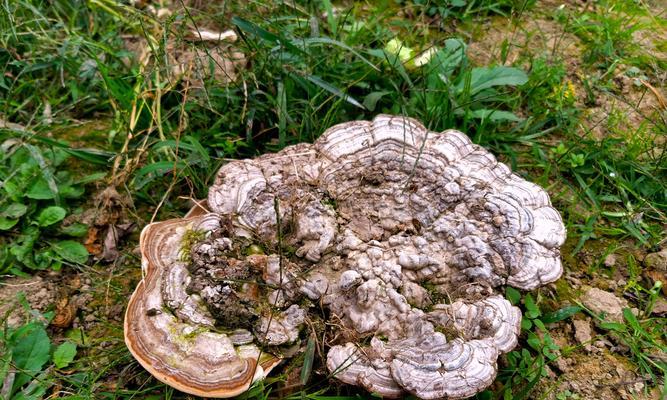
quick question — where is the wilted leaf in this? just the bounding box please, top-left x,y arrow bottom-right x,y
102,223 -> 134,262
37,206 -> 66,227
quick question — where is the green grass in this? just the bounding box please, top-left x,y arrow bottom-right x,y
1,0 -> 666,398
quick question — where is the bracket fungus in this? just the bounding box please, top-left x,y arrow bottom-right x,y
125,115 -> 565,398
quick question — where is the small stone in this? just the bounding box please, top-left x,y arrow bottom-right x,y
581,287 -> 629,322
610,343 -> 630,354
650,298 -> 667,315
47,269 -> 61,277
594,340 -> 606,348
572,319 -> 593,351
84,314 -> 96,323
644,249 -> 667,271
604,254 -> 617,268
553,357 -> 570,373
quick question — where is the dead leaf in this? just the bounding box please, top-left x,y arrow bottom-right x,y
51,297 -> 76,329
85,226 -> 102,256
640,79 -> 667,110
102,223 -> 135,262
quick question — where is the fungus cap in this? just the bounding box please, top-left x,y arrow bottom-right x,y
125,115 -> 565,399
124,204 -> 280,398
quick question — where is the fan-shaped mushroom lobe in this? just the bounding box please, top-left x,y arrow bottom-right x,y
125,115 -> 564,399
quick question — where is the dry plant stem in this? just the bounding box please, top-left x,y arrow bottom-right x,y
150,74 -> 191,224
125,115 -> 565,399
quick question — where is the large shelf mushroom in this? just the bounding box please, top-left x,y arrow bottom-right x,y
125,115 -> 565,399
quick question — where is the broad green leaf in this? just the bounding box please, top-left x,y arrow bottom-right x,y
505,287 -> 521,305
60,185 -> 85,199
526,332 -> 541,350
60,223 -> 88,237
533,318 -> 547,331
24,144 -> 60,204
599,321 -> 626,332
622,308 -> 641,332
64,328 -> 89,346
363,91 -> 391,112
470,109 -> 522,122
73,172 -> 106,185
10,226 -> 39,267
300,336 -> 316,386
429,38 -> 466,79
458,66 -> 528,95
2,180 -> 20,198
53,342 -> 77,368
34,249 -> 56,270
52,241 -> 89,264
37,206 -> 66,227
524,294 -> 541,319
521,318 -> 533,331
10,323 -> 50,391
541,306 -> 582,323
0,217 -> 19,230
2,203 -> 27,219
26,179 -> 54,199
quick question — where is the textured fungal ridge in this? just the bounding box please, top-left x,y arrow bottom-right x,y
124,115 -> 566,399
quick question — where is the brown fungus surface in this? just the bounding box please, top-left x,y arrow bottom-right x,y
125,115 -> 566,399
